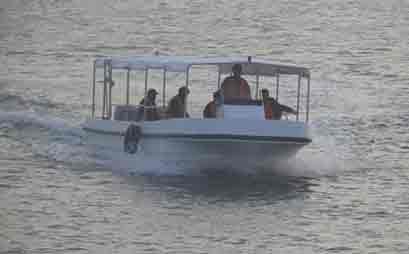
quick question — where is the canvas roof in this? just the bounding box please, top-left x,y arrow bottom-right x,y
94,56 -> 310,77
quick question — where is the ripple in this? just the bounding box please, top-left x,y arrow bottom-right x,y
326,246 -> 355,252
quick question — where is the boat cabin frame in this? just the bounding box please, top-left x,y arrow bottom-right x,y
91,56 -> 311,122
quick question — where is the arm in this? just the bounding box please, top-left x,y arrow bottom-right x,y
279,103 -> 296,114
240,78 -> 251,99
166,98 -> 177,118
203,102 -> 215,118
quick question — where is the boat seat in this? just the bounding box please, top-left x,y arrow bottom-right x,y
113,105 -> 141,121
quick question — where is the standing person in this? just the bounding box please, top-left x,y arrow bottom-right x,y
221,64 -> 251,100
261,89 -> 296,120
166,86 -> 190,118
138,88 -> 160,121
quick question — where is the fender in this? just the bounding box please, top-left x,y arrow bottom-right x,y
123,124 -> 141,154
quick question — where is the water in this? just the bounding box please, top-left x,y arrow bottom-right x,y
1,0 -> 408,253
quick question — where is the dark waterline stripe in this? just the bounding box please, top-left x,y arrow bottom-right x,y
83,127 -> 312,143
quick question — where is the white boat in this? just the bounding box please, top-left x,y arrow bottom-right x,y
82,56 -> 312,171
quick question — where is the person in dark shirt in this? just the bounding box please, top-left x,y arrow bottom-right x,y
261,89 -> 296,120
166,86 -> 190,118
138,88 -> 160,121
221,64 -> 251,100
203,90 -> 222,118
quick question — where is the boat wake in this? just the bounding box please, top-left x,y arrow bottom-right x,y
0,110 -> 93,164
0,110 -> 342,178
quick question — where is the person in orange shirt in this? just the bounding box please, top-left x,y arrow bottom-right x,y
261,89 -> 296,120
221,64 -> 251,100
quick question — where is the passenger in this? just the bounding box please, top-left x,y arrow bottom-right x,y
261,89 -> 296,120
221,64 -> 251,100
138,88 -> 160,121
166,86 -> 190,118
203,90 -> 221,118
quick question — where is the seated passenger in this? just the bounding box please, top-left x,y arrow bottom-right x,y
203,90 -> 222,118
166,86 -> 190,118
137,88 -> 160,121
261,89 -> 296,120
221,64 -> 251,100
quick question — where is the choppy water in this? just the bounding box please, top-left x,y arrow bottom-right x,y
1,0 -> 408,253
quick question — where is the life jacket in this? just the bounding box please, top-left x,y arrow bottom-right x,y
238,79 -> 251,99
203,101 -> 216,118
221,77 -> 251,100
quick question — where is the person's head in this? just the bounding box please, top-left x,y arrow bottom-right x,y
178,86 -> 190,98
232,64 -> 242,78
213,90 -> 221,100
147,88 -> 158,101
261,88 -> 269,99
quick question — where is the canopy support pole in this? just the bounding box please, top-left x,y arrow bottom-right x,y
126,68 -> 130,105
255,73 -> 260,99
306,76 -> 311,123
275,72 -> 280,101
108,62 -> 113,120
184,67 -> 190,118
102,60 -> 108,119
217,67 -> 221,89
163,69 -> 167,107
296,74 -> 301,121
91,60 -> 96,118
102,59 -> 113,120
142,68 -> 149,121
144,68 -> 149,95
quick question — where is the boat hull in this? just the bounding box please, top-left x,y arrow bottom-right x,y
82,119 -> 311,171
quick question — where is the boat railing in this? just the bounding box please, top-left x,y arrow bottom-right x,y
92,57 -> 311,123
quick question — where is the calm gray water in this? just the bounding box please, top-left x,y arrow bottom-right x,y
1,0 -> 409,253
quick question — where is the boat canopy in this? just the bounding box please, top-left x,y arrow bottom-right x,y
94,56 -> 310,78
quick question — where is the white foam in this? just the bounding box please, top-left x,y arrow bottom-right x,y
0,110 -> 93,164
0,110 -> 82,136
0,110 -> 347,178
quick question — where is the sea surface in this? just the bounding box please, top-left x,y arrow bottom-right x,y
1,0 -> 409,253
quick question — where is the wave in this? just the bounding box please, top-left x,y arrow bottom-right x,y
0,93 -> 62,111
0,110 -> 80,136
0,110 -> 92,165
